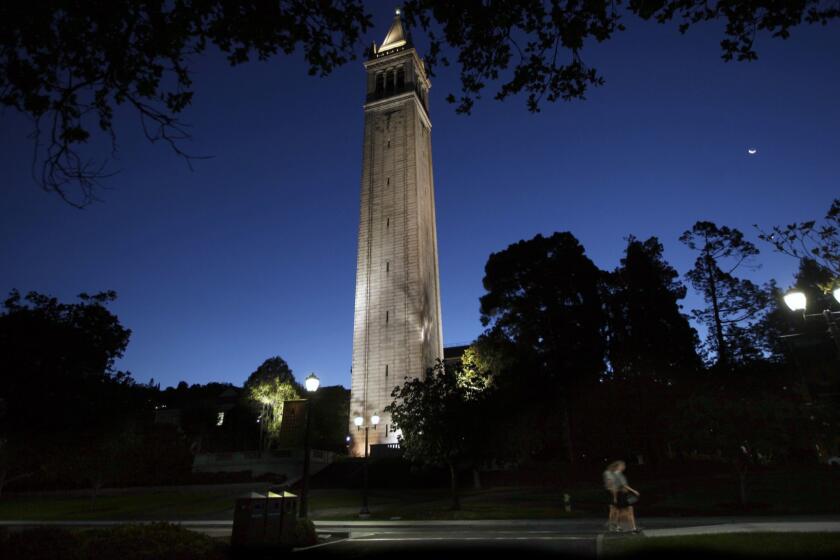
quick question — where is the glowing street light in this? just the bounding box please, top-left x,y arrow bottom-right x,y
305,373 -> 321,393
783,291 -> 807,312
783,290 -> 840,358
299,373 -> 320,518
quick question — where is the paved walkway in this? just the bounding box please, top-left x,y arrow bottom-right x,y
4,515 -> 840,532
4,516 -> 840,542
312,515 -> 840,530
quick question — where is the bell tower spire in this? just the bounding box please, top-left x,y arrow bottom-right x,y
376,8 -> 410,53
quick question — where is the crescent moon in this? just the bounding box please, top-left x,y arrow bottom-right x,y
747,149 -> 757,155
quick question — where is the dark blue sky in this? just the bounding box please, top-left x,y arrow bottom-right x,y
2,4 -> 838,390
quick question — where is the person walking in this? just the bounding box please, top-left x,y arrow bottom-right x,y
612,460 -> 641,533
602,462 -> 620,532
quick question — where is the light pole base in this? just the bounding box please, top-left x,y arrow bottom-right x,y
358,509 -> 371,519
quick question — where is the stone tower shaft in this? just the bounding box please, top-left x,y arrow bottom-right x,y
349,12 -> 443,456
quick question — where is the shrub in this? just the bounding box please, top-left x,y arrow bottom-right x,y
0,526 -> 85,560
293,519 -> 317,547
83,523 -> 224,560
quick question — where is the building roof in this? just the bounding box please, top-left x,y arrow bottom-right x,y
377,9 -> 410,53
443,344 -> 470,361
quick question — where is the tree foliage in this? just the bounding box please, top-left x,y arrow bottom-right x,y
680,221 -> 771,368
0,290 -> 134,434
3,2 -> 837,205
592,236 -> 702,463
669,390 -> 813,505
480,231 -> 606,386
0,289 -> 144,494
757,198 -> 840,291
405,1 -> 840,113
387,360 -> 485,509
243,356 -> 301,446
0,0 -> 371,206
606,235 -> 701,384
478,231 -> 606,461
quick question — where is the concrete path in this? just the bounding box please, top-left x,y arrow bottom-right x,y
3,515 -> 840,533
4,516 -> 840,543
5,517 -> 840,557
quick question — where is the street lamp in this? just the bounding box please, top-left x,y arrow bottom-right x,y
305,372 -> 321,393
299,373 -> 320,518
783,290 -> 840,356
783,291 -> 807,312
355,413 -> 380,517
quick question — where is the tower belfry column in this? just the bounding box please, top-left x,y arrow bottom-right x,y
349,10 -> 443,456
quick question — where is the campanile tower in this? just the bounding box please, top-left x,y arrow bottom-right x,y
349,10 -> 443,455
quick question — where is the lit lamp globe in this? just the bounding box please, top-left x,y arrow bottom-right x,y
371,414 -> 380,426
354,416 -> 364,428
783,291 -> 807,312
304,373 -> 320,393
834,287 -> 840,305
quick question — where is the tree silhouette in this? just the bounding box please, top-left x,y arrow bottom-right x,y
479,231 -> 605,461
0,289 -> 141,494
757,198 -> 840,291
602,236 -> 701,463
0,0 -> 371,206
606,235 -> 701,384
670,391 -> 810,506
680,222 -> 770,369
4,2 -> 837,205
402,1 -> 839,113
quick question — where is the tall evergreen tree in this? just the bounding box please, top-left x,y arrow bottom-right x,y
680,222 -> 770,369
479,232 -> 605,461
607,236 -> 701,384
600,236 -> 701,463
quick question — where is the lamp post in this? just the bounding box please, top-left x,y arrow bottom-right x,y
784,289 -> 840,357
354,413 -> 380,517
299,372 -> 320,518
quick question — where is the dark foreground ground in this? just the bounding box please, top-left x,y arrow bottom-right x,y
4,517 -> 840,559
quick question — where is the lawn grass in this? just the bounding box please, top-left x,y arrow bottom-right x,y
628,468 -> 840,516
0,489 -> 240,521
602,532 -> 840,557
2,467 -> 838,521
309,486 -> 585,520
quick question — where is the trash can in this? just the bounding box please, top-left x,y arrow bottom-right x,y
264,491 -> 299,546
231,492 -> 268,547
232,491 -> 300,548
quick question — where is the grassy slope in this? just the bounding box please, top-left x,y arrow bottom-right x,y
603,532 -> 840,557
0,489 -> 240,521
1,468 -> 838,521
